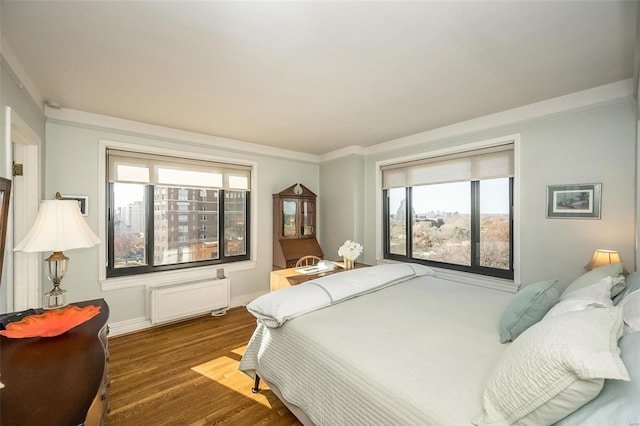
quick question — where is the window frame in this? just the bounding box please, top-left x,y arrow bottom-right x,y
383,178 -> 514,279
106,184 -> 250,278
98,139 -> 257,290
376,135 -> 520,287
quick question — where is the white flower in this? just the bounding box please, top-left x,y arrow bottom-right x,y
338,240 -> 363,261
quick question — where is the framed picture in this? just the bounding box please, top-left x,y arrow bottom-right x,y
61,194 -> 89,216
546,183 -> 601,219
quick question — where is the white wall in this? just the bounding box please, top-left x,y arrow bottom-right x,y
319,154 -> 365,261
45,120 -> 319,323
635,4 -> 640,270
359,99 -> 636,291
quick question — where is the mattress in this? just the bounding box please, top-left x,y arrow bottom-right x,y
240,274 -> 513,425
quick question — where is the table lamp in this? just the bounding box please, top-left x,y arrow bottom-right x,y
584,249 -> 623,271
14,193 -> 101,309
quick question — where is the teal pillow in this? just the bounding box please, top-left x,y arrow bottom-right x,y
499,279 -> 559,343
554,331 -> 640,425
614,271 -> 640,305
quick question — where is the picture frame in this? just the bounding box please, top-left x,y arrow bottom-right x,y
546,183 -> 601,219
61,194 -> 89,216
0,177 -> 12,282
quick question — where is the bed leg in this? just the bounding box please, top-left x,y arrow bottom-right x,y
251,374 -> 262,393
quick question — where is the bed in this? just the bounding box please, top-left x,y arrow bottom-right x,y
239,263 -> 639,425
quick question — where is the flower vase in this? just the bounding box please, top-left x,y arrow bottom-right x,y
344,257 -> 355,270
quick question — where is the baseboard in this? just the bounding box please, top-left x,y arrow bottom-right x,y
108,317 -> 152,337
231,291 -> 267,308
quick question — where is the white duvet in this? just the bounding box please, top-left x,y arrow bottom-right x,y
240,273 -> 514,425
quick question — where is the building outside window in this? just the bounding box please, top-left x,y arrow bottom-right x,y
382,143 -> 514,279
107,149 -> 251,277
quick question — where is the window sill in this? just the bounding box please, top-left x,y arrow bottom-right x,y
99,260 -> 256,291
376,259 -> 518,293
430,267 -> 517,293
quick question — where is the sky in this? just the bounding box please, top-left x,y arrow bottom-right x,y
114,183 -> 144,209
388,178 -> 509,215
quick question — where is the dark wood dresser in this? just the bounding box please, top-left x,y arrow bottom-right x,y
0,299 -> 110,425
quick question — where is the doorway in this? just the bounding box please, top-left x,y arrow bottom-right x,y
5,106 -> 41,311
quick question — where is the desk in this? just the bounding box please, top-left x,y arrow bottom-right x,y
0,299 -> 110,426
270,262 -> 368,291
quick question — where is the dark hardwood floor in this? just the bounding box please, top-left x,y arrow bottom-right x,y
107,307 -> 301,425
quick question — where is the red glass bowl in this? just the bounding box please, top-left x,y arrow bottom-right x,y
0,305 -> 101,338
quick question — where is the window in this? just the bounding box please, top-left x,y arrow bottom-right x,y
382,143 -> 514,279
107,149 -> 251,277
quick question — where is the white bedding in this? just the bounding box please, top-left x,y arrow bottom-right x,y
247,263 -> 433,328
239,274 -> 514,425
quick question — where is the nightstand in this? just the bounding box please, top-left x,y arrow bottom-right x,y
0,299 -> 110,425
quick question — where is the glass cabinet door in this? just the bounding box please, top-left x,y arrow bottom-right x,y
300,200 -> 315,237
282,200 -> 297,237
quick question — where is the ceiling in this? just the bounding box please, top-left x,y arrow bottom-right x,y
1,1 -> 637,155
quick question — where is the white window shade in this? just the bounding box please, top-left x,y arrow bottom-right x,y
108,149 -> 251,190
157,167 -> 223,188
382,143 -> 513,189
115,164 -> 150,183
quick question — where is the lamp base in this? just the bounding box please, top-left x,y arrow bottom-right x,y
43,286 -> 67,310
43,253 -> 69,310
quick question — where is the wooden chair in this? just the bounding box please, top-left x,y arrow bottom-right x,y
296,255 -> 322,267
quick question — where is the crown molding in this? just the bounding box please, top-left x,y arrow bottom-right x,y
1,38 -> 44,111
365,79 -> 634,156
319,145 -> 366,162
41,77 -> 633,163
45,106 -> 320,163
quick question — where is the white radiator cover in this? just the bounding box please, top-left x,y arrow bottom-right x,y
150,278 -> 230,324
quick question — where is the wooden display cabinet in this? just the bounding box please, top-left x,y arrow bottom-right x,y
273,183 -> 323,269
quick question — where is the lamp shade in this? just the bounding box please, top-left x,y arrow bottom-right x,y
14,200 -> 101,253
584,249 -> 622,271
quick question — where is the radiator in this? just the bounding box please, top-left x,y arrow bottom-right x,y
149,278 -> 230,324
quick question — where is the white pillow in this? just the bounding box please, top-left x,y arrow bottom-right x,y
562,263 -> 625,298
545,276 -> 614,319
620,290 -> 640,333
473,307 -> 629,426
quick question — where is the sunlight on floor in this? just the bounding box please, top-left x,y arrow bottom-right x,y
231,346 -> 246,358
191,345 -> 273,408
